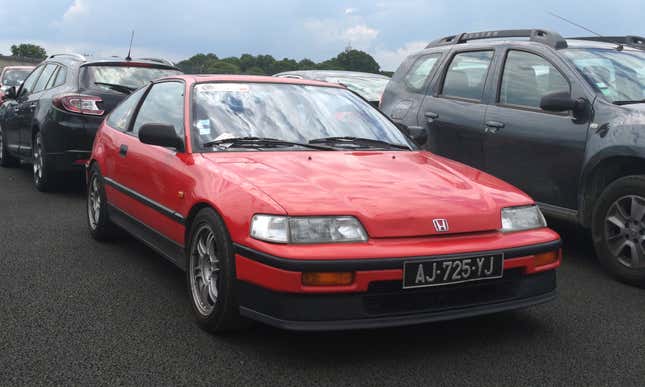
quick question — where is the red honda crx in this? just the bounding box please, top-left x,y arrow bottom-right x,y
87,75 -> 561,332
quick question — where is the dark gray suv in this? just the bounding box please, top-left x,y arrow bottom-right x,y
381,29 -> 645,285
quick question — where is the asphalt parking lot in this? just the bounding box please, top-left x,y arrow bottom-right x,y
1,164 -> 644,386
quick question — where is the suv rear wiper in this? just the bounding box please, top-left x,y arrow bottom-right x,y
94,82 -> 137,94
203,137 -> 335,151
308,136 -> 411,150
613,99 -> 645,106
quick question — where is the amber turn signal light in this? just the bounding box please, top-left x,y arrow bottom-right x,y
534,250 -> 559,267
302,272 -> 355,286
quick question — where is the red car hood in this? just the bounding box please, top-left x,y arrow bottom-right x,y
201,151 -> 533,238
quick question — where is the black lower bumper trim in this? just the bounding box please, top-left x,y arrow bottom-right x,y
237,269 -> 557,331
234,239 -> 562,272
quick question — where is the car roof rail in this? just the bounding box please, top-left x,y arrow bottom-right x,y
136,57 -> 176,66
570,35 -> 645,49
48,53 -> 87,61
427,29 -> 568,50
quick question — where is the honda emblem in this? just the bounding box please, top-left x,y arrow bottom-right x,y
433,219 -> 449,232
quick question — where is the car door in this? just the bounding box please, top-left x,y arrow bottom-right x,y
417,50 -> 495,170
3,65 -> 44,155
17,63 -> 58,157
108,81 -> 190,247
483,48 -> 591,209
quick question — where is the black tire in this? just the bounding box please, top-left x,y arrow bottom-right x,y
0,124 -> 19,167
87,164 -> 118,241
592,175 -> 645,287
186,208 -> 248,332
32,131 -> 59,192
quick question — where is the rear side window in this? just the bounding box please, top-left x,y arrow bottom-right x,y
499,51 -> 570,109
53,66 -> 67,87
404,53 -> 442,92
106,86 -> 148,132
441,51 -> 494,101
131,82 -> 185,136
33,64 -> 58,93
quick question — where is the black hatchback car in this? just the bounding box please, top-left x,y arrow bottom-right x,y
0,54 -> 182,191
381,29 -> 645,285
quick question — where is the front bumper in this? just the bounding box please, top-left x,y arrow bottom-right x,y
234,239 -> 561,331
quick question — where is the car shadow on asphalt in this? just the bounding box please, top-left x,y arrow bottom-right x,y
16,163 -> 86,197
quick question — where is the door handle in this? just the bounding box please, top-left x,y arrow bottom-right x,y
425,112 -> 439,123
485,121 -> 505,134
119,144 -> 128,157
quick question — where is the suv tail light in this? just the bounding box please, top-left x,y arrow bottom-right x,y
53,94 -> 104,116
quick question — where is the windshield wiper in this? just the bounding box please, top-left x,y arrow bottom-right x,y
308,136 -> 411,150
203,137 -> 335,151
613,99 -> 645,106
94,82 -> 137,94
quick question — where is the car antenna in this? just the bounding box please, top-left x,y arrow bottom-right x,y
547,11 -> 623,50
125,30 -> 134,61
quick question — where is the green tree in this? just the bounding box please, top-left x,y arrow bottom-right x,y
176,53 -> 219,74
10,43 -> 47,59
244,66 -> 265,75
205,61 -> 240,74
330,49 -> 380,73
298,59 -> 317,70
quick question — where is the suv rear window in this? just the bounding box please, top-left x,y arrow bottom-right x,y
404,53 -> 442,92
441,51 -> 494,101
80,65 -> 182,90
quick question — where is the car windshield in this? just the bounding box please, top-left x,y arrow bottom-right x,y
2,69 -> 32,87
81,65 -> 182,90
562,48 -> 645,104
191,82 -> 412,151
323,76 -> 390,101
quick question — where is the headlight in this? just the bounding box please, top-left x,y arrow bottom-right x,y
501,205 -> 547,232
250,215 -> 368,244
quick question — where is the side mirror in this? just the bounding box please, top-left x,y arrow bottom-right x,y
395,122 -> 428,147
4,86 -> 17,100
540,91 -> 589,113
138,123 -> 184,152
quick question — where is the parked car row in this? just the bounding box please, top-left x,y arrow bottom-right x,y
0,28 -> 641,333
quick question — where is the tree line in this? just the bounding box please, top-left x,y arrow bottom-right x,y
6,43 -> 390,76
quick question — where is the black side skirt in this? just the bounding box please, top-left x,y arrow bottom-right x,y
107,204 -> 186,270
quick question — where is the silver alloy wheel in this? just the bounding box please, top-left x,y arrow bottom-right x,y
189,224 -> 220,316
88,175 -> 101,230
33,135 -> 43,182
605,195 -> 645,269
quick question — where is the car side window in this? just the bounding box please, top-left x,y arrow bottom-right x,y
131,82 -> 185,137
499,51 -> 570,109
404,53 -> 442,92
441,51 -> 494,101
45,66 -> 60,90
53,66 -> 67,87
33,64 -> 58,93
106,86 -> 148,132
19,65 -> 45,96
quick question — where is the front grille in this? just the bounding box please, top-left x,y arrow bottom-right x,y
363,269 -> 525,315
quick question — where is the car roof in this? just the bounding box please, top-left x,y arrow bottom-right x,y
45,54 -> 179,69
275,70 -> 390,80
164,74 -> 346,88
2,66 -> 35,70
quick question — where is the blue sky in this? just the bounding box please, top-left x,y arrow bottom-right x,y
0,0 -> 641,70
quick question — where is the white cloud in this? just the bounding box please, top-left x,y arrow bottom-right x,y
343,25 -> 379,46
344,8 -> 357,15
372,41 -> 427,71
62,0 -> 89,22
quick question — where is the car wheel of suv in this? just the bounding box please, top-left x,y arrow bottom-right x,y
592,175 -> 645,287
0,124 -> 19,167
32,131 -> 58,192
87,164 -> 117,241
187,208 -> 248,332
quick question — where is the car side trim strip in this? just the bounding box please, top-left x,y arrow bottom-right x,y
103,176 -> 185,224
107,204 -> 186,270
233,239 -> 562,272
